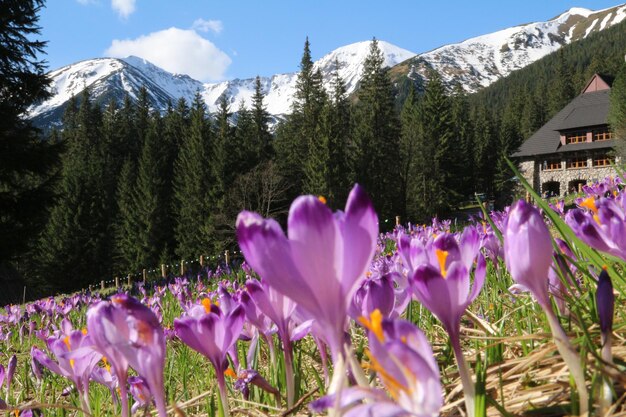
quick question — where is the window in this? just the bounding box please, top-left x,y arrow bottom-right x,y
593,155 -> 615,167
565,131 -> 587,144
567,157 -> 587,169
593,128 -> 614,142
543,160 -> 561,171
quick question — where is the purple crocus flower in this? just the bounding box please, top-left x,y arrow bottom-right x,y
504,200 -> 588,416
0,363 -> 5,409
6,355 -> 16,400
174,301 -> 245,417
597,268 -> 615,412
129,376 -> 153,414
313,311 -> 442,417
87,294 -> 167,417
504,200 -> 553,308
236,184 -> 378,364
566,196 -> 626,261
349,273 -> 397,320
408,227 -> 485,417
245,278 -> 298,406
32,330 -> 102,412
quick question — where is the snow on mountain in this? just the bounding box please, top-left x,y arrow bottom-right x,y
403,3 -> 626,92
30,3 -> 626,127
200,40 -> 415,115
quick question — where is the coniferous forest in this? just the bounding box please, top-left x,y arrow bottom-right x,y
3,1 -> 626,302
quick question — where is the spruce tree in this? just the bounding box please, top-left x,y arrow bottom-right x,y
114,159 -> 140,271
417,70 -> 459,216
37,89 -> 111,291
275,38 -> 327,201
326,61 -> 353,205
399,84 -> 421,220
0,0 -> 60,267
353,38 -> 401,222
173,92 -> 217,259
132,114 -> 172,269
609,63 -> 626,160
252,76 -> 273,161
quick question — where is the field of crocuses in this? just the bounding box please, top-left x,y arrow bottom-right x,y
1,176 -> 625,417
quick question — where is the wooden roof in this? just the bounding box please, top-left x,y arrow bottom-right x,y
513,75 -> 613,158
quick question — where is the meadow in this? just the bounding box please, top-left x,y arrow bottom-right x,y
0,173 -> 625,417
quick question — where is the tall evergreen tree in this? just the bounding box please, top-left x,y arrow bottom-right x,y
418,70 -> 459,216
37,89 -> 111,291
173,92 -> 217,258
472,105 -> 498,197
451,83 -> 474,197
399,84 -> 421,220
252,76 -> 272,161
275,37 -> 327,202
0,0 -> 60,271
549,50 -> 575,115
325,60 -> 353,205
132,114 -> 172,269
609,63 -> 626,160
353,38 -> 401,222
114,159 -> 140,271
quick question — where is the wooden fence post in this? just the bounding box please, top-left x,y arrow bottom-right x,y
395,216 -> 400,226
142,269 -> 147,284
224,250 -> 230,265
200,255 -> 204,267
115,276 -> 119,288
127,274 -> 132,287
161,264 -> 166,279
101,280 -> 105,291
180,259 -> 185,277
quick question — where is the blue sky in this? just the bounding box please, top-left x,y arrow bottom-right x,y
39,0 -> 623,82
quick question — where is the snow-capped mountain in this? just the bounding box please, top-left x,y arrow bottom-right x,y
29,3 -> 626,128
401,3 -> 626,91
30,57 -> 203,127
199,41 -> 416,116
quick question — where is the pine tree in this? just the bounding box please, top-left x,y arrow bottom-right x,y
610,62 -> 626,160
275,38 -> 327,202
114,159 -> 140,271
173,92 -> 217,259
353,38 -> 401,222
37,89 -> 111,291
0,0 -> 60,266
418,70 -> 459,216
549,50 -> 575,116
399,84 -> 421,220
472,105 -> 498,197
131,114 -> 172,269
326,60 -> 353,205
451,83 -> 474,197
252,76 -> 272,161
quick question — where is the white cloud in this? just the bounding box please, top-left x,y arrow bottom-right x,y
105,27 -> 232,81
192,18 -> 223,34
111,0 -> 136,19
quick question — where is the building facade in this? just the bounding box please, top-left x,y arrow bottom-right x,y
514,74 -> 617,196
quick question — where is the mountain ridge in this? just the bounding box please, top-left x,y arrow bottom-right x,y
29,3 -> 626,128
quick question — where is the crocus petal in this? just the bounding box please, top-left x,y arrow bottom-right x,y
504,200 -> 552,308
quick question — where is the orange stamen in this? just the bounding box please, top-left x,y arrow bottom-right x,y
201,298 -> 212,314
358,309 -> 384,342
318,196 -> 327,204
63,335 -> 71,350
224,368 -> 237,379
435,249 -> 449,278
365,349 -> 408,400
